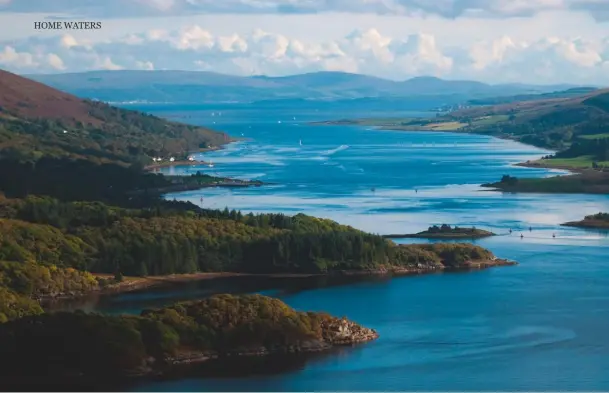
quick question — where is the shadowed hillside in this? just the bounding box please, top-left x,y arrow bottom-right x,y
0,69 -> 230,166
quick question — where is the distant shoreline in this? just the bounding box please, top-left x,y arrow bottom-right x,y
314,118 -> 609,195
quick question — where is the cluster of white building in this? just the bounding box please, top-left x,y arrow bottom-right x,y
151,156 -> 196,163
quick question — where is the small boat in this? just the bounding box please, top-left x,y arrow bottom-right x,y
299,139 -> 303,146
278,120 -> 282,124
208,160 -> 214,168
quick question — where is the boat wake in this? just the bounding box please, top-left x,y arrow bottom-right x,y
322,144 -> 350,156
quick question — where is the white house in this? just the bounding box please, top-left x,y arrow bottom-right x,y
169,157 -> 175,162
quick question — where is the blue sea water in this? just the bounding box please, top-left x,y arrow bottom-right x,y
116,104 -> 609,390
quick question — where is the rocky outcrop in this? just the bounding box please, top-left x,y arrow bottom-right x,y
164,317 -> 378,367
321,317 -> 379,345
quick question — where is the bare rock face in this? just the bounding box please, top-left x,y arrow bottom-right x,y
321,317 -> 379,345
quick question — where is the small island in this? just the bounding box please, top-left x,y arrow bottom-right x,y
562,212 -> 609,229
0,294 -> 378,387
384,224 -> 495,239
481,173 -> 609,194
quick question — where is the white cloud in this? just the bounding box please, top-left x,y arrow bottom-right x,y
1,26 -> 608,85
47,53 -> 65,70
59,34 -> 79,49
135,60 -> 154,70
94,56 -> 123,70
0,46 -> 38,68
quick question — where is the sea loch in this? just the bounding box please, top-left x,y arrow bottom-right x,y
102,103 -> 609,391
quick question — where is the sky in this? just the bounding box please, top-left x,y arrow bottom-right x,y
0,0 -> 608,85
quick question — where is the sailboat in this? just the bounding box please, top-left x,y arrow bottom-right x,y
299,139 -> 303,146
208,160 -> 214,168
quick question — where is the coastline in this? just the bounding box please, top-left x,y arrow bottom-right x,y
40,259 -> 517,303
561,219 -> 609,230
311,120 -> 588,172
0,312 -> 380,389
315,121 -> 609,193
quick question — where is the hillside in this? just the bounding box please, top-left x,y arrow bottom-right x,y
465,87 -> 598,106
446,88 -> 609,164
330,88 -> 609,154
0,69 -> 229,166
26,70 -> 579,103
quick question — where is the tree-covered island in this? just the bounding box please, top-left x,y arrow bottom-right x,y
385,224 -> 495,239
562,213 -> 609,229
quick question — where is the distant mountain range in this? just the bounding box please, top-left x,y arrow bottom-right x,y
24,70 -> 589,106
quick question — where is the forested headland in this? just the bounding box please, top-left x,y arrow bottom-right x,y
0,294 -> 378,387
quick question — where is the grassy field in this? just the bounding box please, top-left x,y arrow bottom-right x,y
579,133 -> 609,140
482,170 -> 609,194
530,156 -> 609,169
427,121 -> 467,130
471,115 -> 510,126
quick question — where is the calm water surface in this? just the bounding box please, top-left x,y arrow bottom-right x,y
103,104 -> 609,390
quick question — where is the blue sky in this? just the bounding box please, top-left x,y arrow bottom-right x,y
0,0 -> 608,85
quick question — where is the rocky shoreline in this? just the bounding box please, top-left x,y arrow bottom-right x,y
332,258 -> 516,277
38,258 -> 516,304
136,316 -> 379,378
